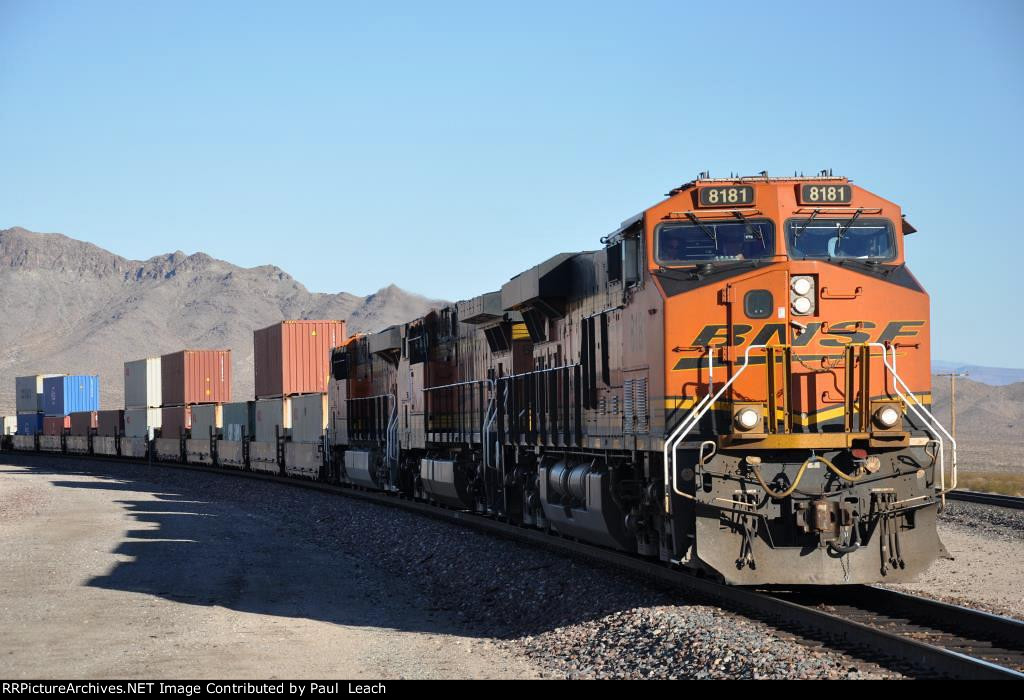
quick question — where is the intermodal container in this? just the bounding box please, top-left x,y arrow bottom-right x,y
160,406 -> 192,439
124,408 -> 161,439
252,397 -> 290,443
254,320 -> 346,399
16,413 -> 44,436
124,358 -> 162,408
16,374 -> 64,413
3,416 -> 17,436
161,350 -> 232,406
190,403 -> 223,439
69,411 -> 99,436
43,415 -> 71,436
289,393 -> 327,443
97,409 -> 125,437
42,375 -> 100,416
222,401 -> 254,442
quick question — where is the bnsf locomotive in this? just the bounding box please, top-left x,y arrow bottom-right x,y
327,174 -> 953,585
3,174 -> 956,587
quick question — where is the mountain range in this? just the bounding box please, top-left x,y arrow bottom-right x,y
0,227 -> 444,413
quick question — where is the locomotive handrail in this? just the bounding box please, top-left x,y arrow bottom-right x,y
663,344 -> 769,512
385,393 -> 398,477
868,342 -> 957,503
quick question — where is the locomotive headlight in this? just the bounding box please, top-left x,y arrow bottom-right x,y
790,275 -> 815,316
874,405 -> 901,428
791,276 -> 813,296
734,407 -> 761,431
791,295 -> 813,315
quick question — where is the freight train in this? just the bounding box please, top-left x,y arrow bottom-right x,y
1,174 -> 956,586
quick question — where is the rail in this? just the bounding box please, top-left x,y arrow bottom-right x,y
946,490 -> 1024,510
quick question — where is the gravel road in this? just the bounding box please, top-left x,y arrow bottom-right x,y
1,455 -> 905,679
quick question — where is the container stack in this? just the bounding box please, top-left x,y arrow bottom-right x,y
124,358 -> 162,441
14,374 -> 62,436
158,349 -> 231,463
252,320 -> 344,477
159,350 -> 231,438
31,374 -> 99,452
94,409 -> 125,456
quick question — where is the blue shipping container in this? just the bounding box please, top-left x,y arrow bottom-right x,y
16,413 -> 44,435
42,375 -> 100,416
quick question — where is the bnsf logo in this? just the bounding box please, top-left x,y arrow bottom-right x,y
690,320 -> 924,348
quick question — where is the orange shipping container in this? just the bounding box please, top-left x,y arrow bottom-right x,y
161,350 -> 232,406
69,411 -> 99,436
254,320 -> 346,399
161,405 -> 192,438
97,409 -> 125,437
43,415 -> 70,436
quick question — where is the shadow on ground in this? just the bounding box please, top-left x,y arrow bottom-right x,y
0,452 -> 671,639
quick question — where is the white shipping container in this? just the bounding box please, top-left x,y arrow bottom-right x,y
124,358 -> 162,409
252,398 -> 291,443
2,416 -> 17,435
289,393 -> 327,443
190,404 -> 223,439
16,374 -> 63,414
124,407 -> 162,439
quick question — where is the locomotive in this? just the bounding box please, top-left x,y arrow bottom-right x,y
3,174 -> 956,587
327,174 -> 954,585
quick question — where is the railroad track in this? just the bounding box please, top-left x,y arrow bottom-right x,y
946,490 -> 1024,510
4,449 -> 1024,679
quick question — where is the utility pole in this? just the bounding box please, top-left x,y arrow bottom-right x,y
937,371 -> 968,441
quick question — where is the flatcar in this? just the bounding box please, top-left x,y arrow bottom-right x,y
3,173 -> 956,586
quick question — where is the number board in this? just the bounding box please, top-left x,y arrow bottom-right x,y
697,186 -> 755,208
799,184 -> 852,205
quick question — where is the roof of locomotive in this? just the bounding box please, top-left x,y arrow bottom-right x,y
607,173 -> 917,238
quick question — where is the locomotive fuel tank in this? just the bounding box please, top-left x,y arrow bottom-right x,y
538,457 -> 634,551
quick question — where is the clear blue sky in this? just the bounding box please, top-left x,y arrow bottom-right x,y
1,1 -> 1022,367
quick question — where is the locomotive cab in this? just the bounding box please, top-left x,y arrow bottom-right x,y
649,175 -> 949,584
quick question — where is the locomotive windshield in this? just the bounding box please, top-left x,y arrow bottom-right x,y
786,218 -> 896,261
655,219 -> 775,264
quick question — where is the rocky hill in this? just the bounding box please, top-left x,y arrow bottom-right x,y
930,376 -> 1024,472
0,227 -> 444,412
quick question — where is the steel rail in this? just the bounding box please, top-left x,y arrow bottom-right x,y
3,449 -> 1023,680
946,490 -> 1024,510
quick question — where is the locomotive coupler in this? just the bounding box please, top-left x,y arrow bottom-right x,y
795,498 -> 857,549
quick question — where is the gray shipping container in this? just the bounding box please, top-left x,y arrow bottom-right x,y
124,407 -> 162,439
252,397 -> 290,443
222,401 -> 254,442
16,374 -> 63,413
289,393 -> 327,443
190,403 -> 223,439
124,358 -> 162,408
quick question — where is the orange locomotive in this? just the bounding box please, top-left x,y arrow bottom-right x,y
329,173 -> 954,586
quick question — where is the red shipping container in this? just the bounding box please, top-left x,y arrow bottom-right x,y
160,406 -> 192,439
69,411 -> 98,436
161,350 -> 232,406
97,409 -> 125,437
43,415 -> 70,436
254,320 -> 346,398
